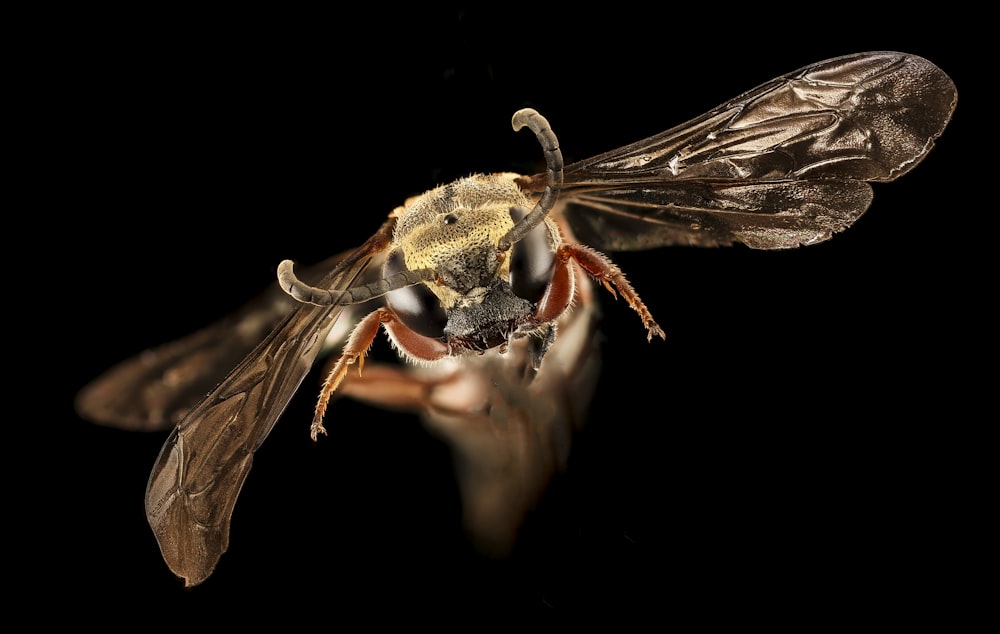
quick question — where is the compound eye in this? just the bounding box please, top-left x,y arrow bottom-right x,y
508,207 -> 555,304
383,250 -> 447,339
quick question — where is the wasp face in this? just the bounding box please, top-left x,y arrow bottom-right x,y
386,173 -> 564,355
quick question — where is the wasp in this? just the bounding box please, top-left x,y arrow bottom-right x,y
76,52 -> 956,587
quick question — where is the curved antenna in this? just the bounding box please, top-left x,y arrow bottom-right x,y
278,259 -> 435,306
497,108 -> 564,252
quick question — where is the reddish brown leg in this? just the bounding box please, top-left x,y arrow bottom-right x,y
310,305 -> 451,440
559,243 -> 666,341
310,308 -> 390,440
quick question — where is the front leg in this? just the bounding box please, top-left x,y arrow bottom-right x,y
310,308 -> 389,440
310,305 -> 451,440
558,243 -> 666,342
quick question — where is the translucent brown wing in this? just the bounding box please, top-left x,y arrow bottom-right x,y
143,218 -> 395,587
75,254 -> 355,432
76,284 -> 294,432
546,52 -> 957,250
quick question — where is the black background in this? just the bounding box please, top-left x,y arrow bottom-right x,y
39,5 -> 979,622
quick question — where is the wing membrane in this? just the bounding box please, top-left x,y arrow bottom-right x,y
559,180 -> 875,250
144,218 -> 395,587
75,253 -> 354,431
552,52 -> 957,250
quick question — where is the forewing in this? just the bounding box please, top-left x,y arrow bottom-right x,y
144,218 -> 395,587
550,52 -> 956,250
75,254 -> 352,431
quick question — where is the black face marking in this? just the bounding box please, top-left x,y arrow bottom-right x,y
444,278 -> 534,351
